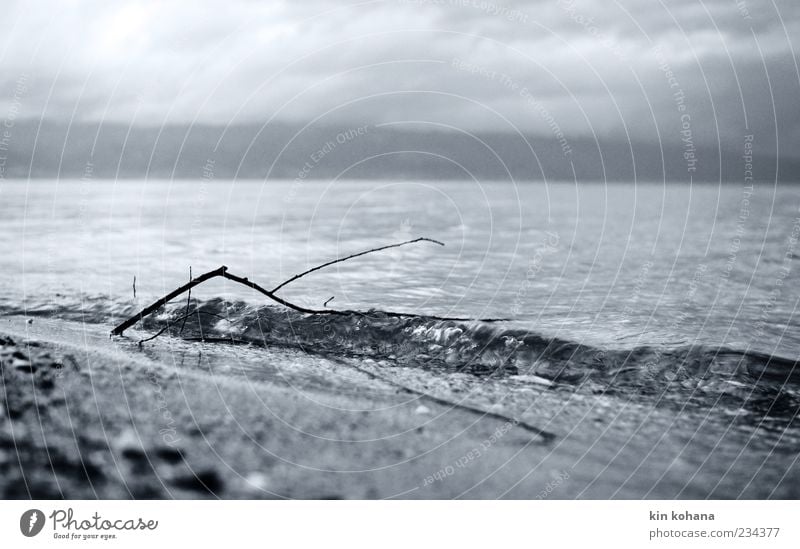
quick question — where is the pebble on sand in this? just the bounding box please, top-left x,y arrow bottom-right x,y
114,429 -> 147,460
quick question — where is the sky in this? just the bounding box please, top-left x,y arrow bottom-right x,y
1,0 -> 798,153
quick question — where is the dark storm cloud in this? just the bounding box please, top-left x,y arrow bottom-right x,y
0,0 -> 798,153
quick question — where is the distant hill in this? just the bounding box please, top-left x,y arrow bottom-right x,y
1,121 -> 797,182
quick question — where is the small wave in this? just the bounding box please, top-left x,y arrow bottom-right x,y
7,295 -> 799,419
140,297 -> 799,387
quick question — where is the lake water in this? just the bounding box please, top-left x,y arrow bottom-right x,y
1,179 -> 799,497
3,179 -> 799,352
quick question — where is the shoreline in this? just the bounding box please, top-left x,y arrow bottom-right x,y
2,316 -> 798,499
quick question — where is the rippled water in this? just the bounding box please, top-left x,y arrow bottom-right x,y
2,179 -> 799,351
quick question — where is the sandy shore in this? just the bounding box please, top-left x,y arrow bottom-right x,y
2,315 -> 798,499
0,316 -> 565,499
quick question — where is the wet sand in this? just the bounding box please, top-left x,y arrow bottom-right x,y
1,315 -> 798,499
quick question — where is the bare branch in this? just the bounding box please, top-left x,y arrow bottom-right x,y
114,267 -> 227,336
271,237 -> 444,293
112,252 -> 506,337
111,265 -> 345,336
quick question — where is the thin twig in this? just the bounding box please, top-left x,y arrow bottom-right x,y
138,324 -> 173,346
228,267 -> 503,322
132,276 -> 136,298
136,310 -> 230,346
342,358 -> 554,440
271,237 -> 444,293
323,296 -> 335,307
316,353 -> 554,442
183,337 -> 250,345
179,266 -> 192,335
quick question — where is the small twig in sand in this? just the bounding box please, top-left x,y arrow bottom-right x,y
132,276 -> 136,298
138,324 -> 173,346
323,296 -> 335,308
179,266 -> 192,335
316,355 -> 554,442
183,336 -> 250,345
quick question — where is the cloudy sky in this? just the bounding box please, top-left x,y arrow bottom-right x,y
1,0 -> 798,153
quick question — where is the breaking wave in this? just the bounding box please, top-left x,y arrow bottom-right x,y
8,295 -> 800,420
